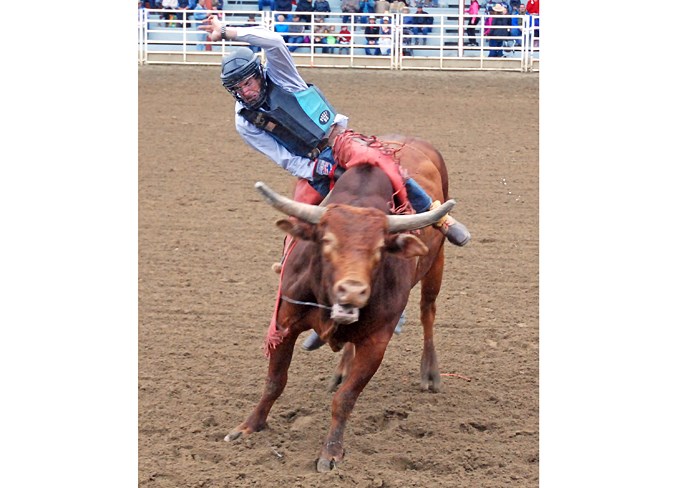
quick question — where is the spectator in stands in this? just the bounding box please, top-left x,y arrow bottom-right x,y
187,0 -> 198,24
412,5 -> 433,45
275,0 -> 293,12
525,0 -> 539,46
341,0 -> 360,24
363,15 -> 381,55
286,14 -> 307,52
378,16 -> 393,55
358,0 -> 376,24
296,0 -> 314,23
401,6 -> 414,55
388,0 -> 406,13
274,13 -> 291,42
338,24 -> 352,54
194,0 -> 211,50
313,0 -> 331,21
161,0 -> 179,27
486,3 -> 510,57
322,24 -> 338,53
258,0 -> 274,11
245,14 -> 261,52
312,16 -> 327,53
483,1 -> 507,15
176,0 -> 192,28
510,3 -> 526,47
525,0 -> 538,14
464,0 -> 480,47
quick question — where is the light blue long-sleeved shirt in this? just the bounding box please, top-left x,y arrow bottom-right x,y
232,27 -> 348,180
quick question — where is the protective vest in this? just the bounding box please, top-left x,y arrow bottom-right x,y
239,80 -> 337,159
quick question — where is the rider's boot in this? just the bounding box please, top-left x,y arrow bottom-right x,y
432,205 -> 471,246
405,179 -> 471,247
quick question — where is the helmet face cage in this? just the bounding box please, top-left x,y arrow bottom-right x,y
221,51 -> 267,110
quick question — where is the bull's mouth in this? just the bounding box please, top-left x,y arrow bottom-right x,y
330,303 -> 360,324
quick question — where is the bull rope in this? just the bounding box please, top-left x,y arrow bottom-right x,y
263,239 -> 333,357
263,239 -> 297,358
280,296 -> 332,310
332,130 -> 415,216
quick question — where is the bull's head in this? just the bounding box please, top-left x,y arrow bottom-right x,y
256,182 -> 455,319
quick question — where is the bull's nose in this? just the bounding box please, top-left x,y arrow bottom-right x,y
334,279 -> 370,308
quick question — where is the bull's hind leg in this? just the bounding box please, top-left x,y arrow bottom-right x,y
225,309 -> 309,442
419,247 -> 445,392
317,333 -> 390,472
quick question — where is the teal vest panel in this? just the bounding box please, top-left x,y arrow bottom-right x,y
239,80 -> 337,158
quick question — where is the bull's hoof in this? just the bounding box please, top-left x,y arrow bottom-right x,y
224,430 -> 243,442
316,457 -> 337,472
420,372 -> 441,393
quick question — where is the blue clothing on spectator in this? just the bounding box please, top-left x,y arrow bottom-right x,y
412,7 -> 433,45
275,16 -> 291,42
358,0 -> 375,23
487,15 -> 510,57
296,0 -> 314,22
313,0 -> 331,12
510,14 -> 524,46
194,3 -> 209,50
364,21 -> 380,55
258,0 -> 274,10
275,0 -> 293,11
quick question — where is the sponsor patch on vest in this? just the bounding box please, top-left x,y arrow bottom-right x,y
318,110 -> 330,125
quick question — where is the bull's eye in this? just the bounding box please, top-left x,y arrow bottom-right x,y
321,232 -> 337,257
370,239 -> 384,266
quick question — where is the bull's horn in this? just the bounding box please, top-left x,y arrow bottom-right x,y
386,199 -> 456,233
255,181 -> 327,224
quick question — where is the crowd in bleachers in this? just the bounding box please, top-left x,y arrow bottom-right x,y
139,0 -> 539,56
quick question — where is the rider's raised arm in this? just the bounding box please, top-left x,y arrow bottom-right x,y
213,23 -> 308,92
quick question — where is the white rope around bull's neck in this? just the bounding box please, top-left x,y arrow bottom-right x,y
280,295 -> 332,310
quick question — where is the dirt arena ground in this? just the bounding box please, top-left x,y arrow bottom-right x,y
139,65 -> 539,487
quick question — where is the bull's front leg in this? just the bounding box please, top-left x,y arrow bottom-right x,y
317,332 -> 390,472
328,342 -> 355,392
225,322 -> 302,442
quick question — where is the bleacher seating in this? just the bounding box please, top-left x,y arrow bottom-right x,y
141,5 -> 538,64
219,0 -> 460,13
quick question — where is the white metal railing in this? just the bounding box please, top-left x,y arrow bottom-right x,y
138,9 -> 539,72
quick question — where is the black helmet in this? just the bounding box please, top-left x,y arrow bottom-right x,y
220,47 -> 267,109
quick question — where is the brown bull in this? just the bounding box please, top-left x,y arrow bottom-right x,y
225,135 -> 457,472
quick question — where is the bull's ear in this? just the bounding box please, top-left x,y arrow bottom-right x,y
386,234 -> 429,258
275,218 -> 316,240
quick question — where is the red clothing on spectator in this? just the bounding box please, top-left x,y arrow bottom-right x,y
338,26 -> 351,44
526,0 -> 539,14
